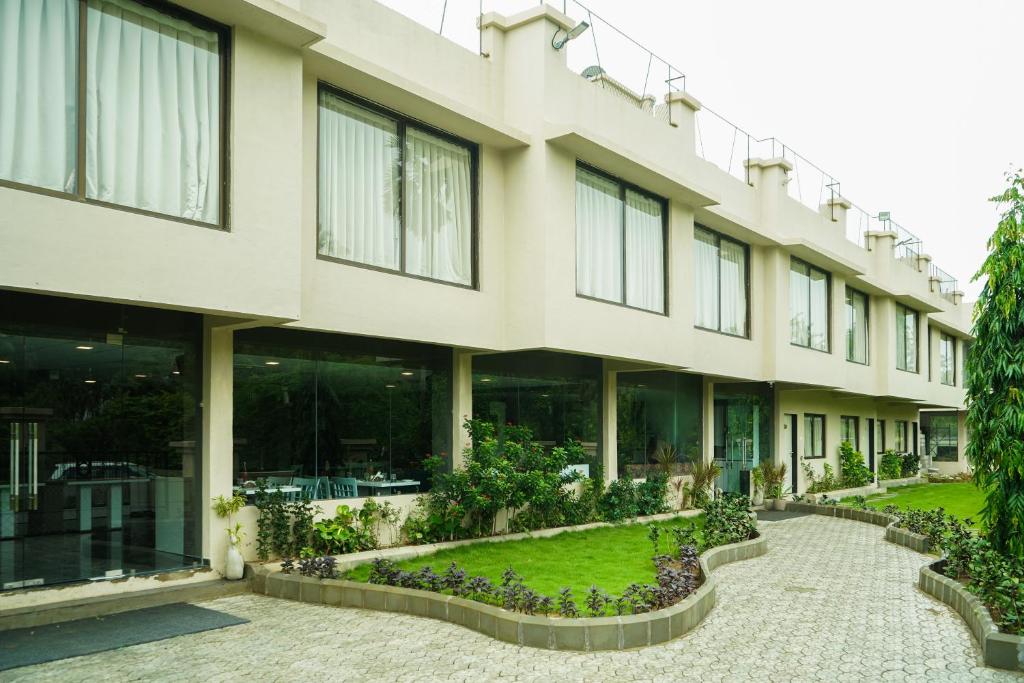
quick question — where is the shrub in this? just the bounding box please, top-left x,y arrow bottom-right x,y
599,477 -> 638,522
636,473 -> 670,516
689,460 -> 721,508
701,493 -> 755,548
900,451 -> 921,478
878,450 -> 903,481
802,461 -> 841,493
838,441 -> 872,488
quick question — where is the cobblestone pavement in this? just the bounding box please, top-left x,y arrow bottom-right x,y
10,515 -> 1023,682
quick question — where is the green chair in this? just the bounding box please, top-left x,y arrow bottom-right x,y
331,477 -> 358,498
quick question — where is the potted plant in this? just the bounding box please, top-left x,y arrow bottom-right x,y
212,493 -> 247,580
757,461 -> 788,510
751,465 -> 765,507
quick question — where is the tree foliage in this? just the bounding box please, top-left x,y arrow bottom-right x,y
966,168 -> 1024,556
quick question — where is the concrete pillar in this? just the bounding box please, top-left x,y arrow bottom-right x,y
451,349 -> 474,469
201,318 -> 235,575
602,360 -> 617,483
702,377 -> 715,465
744,157 -> 793,235
664,91 -> 701,153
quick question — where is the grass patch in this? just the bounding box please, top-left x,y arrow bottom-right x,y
843,482 -> 985,523
345,515 -> 703,599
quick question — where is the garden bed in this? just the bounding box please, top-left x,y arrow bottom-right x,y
248,532 -> 766,651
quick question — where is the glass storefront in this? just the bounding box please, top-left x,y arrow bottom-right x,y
712,383 -> 773,494
617,371 -> 702,478
232,328 -> 452,500
922,411 -> 959,462
0,291 -> 203,590
471,351 -> 601,470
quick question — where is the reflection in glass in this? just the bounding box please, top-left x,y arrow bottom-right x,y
617,371 -> 702,478
232,329 -> 452,500
472,352 -> 601,467
923,412 -> 958,462
712,383 -> 773,494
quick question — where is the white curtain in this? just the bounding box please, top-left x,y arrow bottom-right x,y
0,0 -> 77,193
318,92 -> 400,269
809,268 -> 828,351
576,168 -> 623,303
719,240 -> 746,335
940,335 -> 954,384
86,0 -> 220,223
624,190 -> 664,313
847,290 -> 868,363
903,308 -> 918,371
404,127 -> 473,285
693,228 -> 719,330
789,262 -> 810,345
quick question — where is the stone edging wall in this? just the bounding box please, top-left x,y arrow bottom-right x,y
878,476 -> 924,488
919,563 -> 1024,671
248,534 -> 767,651
784,502 -> 930,552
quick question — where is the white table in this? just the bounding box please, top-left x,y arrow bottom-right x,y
234,485 -> 302,500
355,479 -> 420,496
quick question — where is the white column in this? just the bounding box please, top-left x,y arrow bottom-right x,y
202,318 -> 235,574
602,360 -> 617,483
451,349 -> 474,470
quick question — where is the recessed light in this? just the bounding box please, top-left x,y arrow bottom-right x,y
400,371 -> 414,376
172,370 -> 180,375
0,359 -> 9,364
480,378 -> 491,383
76,345 -> 94,351
134,374 -> 147,379
385,384 -> 396,389
540,393 -> 550,398
84,379 -> 97,384
265,361 -> 280,366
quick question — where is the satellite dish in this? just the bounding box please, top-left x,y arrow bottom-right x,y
581,65 -> 605,80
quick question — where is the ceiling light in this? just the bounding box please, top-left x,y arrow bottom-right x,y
0,359 -> 9,364
385,384 -> 396,389
480,378 -> 492,383
134,374 -> 147,379
76,345 -> 94,351
265,361 -> 280,366
400,371 -> 414,376
172,370 -> 180,375
84,379 -> 97,384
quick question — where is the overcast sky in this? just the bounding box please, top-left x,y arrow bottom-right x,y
381,0 -> 1024,300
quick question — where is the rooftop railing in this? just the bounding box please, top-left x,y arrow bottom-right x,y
929,264 -> 959,302
375,0 -> 962,301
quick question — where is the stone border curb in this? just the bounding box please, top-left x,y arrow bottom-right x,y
249,534 -> 767,651
878,476 -> 924,488
919,562 -> 1024,671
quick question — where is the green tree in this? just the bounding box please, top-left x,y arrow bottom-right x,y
966,169 -> 1024,556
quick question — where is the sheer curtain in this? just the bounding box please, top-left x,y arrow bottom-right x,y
694,228 -> 719,329
719,240 -> 746,335
86,0 -> 220,223
849,291 -> 868,363
903,309 -> 918,371
318,92 -> 400,269
809,268 -> 828,350
789,263 -> 810,345
404,128 -> 473,286
576,168 -> 623,303
0,0 -> 78,193
624,190 -> 664,313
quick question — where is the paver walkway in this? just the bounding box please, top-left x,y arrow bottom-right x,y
8,515 -> 1023,682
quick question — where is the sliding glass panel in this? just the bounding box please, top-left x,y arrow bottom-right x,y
624,190 -> 664,313
404,127 -> 473,286
897,306 -> 917,372
940,333 -> 955,385
924,413 -> 958,461
809,267 -> 828,351
720,239 -> 746,336
617,371 -> 701,478
85,0 -> 221,222
693,228 -> 720,330
0,0 -> 78,193
318,91 -> 400,268
789,261 -> 810,346
575,168 -> 623,303
846,289 -> 868,363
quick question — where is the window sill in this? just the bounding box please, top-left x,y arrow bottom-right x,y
845,358 -> 869,366
316,253 -> 477,291
575,293 -> 667,317
791,342 -> 832,355
896,367 -> 920,374
695,325 -> 749,340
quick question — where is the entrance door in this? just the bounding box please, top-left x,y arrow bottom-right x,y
786,413 -> 798,494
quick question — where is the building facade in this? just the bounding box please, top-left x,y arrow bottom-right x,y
0,0 -> 972,599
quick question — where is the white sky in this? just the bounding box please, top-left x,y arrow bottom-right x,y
380,0 -> 1024,299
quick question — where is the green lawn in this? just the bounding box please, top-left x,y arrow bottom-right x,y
842,482 -> 985,523
345,515 -> 702,599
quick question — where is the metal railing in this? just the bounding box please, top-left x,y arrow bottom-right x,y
372,0 -> 963,300
929,263 -> 959,302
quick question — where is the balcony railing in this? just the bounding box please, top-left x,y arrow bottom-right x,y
376,0 -> 962,301
930,264 -> 959,302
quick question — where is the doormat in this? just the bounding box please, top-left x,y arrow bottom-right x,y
756,509 -> 810,522
0,602 -> 248,671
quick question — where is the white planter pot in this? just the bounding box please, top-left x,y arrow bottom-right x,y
225,543 -> 245,581
774,498 -> 787,511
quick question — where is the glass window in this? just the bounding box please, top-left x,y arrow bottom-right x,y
939,332 -> 956,386
845,288 -> 868,364
318,87 -> 476,287
233,329 -> 453,499
876,419 -> 886,453
694,226 -> 748,336
712,383 -> 774,494
924,412 -> 958,462
576,165 -> 666,313
840,416 -> 859,450
790,259 -> 829,351
617,371 -> 702,478
896,304 -> 919,372
804,414 -> 825,458
472,351 -> 601,467
1,0 -> 226,224
894,420 -> 908,452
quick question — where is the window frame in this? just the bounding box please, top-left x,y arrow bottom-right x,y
0,0 -> 232,230
315,82 -> 480,290
895,303 -> 920,373
876,419 -> 887,453
803,413 -> 826,459
574,161 -> 669,315
939,331 -> 956,386
693,224 -> 751,338
789,257 -> 831,353
840,415 -> 859,450
894,419 -> 909,452
844,287 -> 869,365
